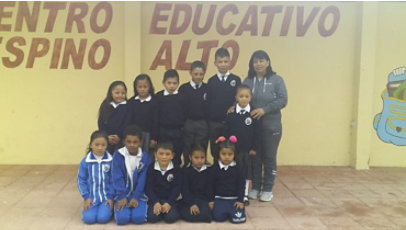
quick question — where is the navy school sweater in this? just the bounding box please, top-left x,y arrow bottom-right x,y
127,96 -> 159,140
208,162 -> 245,203
225,108 -> 260,152
181,164 -> 211,206
98,102 -> 130,139
155,90 -> 186,128
145,161 -> 182,205
178,82 -> 208,120
206,73 -> 241,121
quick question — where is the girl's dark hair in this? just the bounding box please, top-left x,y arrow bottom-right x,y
247,50 -> 276,79
98,81 -> 127,125
163,69 -> 179,82
215,138 -> 239,164
236,84 -> 252,95
86,130 -> 108,154
190,61 -> 206,72
133,74 -> 155,97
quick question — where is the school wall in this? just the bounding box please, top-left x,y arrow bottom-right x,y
0,1 -> 404,167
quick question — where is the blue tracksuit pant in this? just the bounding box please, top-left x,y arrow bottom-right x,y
114,200 -> 147,225
213,198 -> 246,224
82,203 -> 112,224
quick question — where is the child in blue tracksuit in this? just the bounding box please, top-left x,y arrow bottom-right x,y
112,125 -> 151,225
146,142 -> 182,223
98,81 -> 130,153
209,136 -> 246,224
77,130 -> 114,224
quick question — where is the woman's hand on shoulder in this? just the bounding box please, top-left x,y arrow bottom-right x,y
227,105 -> 235,114
251,108 -> 265,119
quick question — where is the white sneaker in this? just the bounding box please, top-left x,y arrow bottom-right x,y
248,189 -> 259,199
259,191 -> 273,202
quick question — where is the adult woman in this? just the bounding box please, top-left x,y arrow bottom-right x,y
244,50 -> 287,202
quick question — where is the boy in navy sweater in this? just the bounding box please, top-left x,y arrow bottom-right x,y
112,125 -> 151,225
155,69 -> 186,166
179,61 -> 209,166
146,142 -> 182,223
225,84 -> 260,206
207,48 -> 241,162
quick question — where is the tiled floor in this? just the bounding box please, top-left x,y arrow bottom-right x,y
0,165 -> 405,230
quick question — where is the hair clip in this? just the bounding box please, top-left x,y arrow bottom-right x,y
229,135 -> 238,143
215,136 -> 226,144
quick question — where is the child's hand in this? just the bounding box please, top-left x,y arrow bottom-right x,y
190,204 -> 200,215
83,198 -> 93,211
161,202 -> 171,213
208,201 -> 214,210
105,199 -> 114,211
149,140 -> 157,149
227,105 -> 235,114
251,108 -> 265,119
153,202 -> 162,215
111,135 -> 120,144
116,198 -> 127,211
234,201 -> 244,210
128,198 -> 139,208
249,150 -> 257,156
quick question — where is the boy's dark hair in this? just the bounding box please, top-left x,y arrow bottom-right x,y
247,50 -> 276,79
215,48 -> 230,59
98,81 -> 127,125
86,130 -> 108,154
155,141 -> 174,152
133,74 -> 155,97
190,143 -> 206,156
122,124 -> 143,140
163,69 -> 179,82
236,84 -> 252,95
190,61 -> 206,72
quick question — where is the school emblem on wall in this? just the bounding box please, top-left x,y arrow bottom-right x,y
373,67 -> 406,146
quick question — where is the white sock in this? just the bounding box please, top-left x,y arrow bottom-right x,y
245,180 -> 250,196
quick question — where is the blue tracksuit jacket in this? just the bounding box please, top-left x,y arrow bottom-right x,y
112,147 -> 151,201
77,152 -> 114,204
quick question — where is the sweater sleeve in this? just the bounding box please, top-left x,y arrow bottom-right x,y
145,166 -> 159,205
112,153 -> 128,201
130,155 -> 150,201
181,168 -> 194,206
236,166 -> 245,203
262,77 -> 288,114
77,158 -> 91,200
207,166 -> 215,202
167,168 -> 182,206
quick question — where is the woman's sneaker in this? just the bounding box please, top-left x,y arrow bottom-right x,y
248,189 -> 259,199
259,191 -> 273,202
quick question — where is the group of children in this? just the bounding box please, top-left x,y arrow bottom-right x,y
77,48 -> 262,225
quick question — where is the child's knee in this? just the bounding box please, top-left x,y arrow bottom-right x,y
131,212 -> 147,224
82,212 -> 97,224
114,210 -> 130,225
